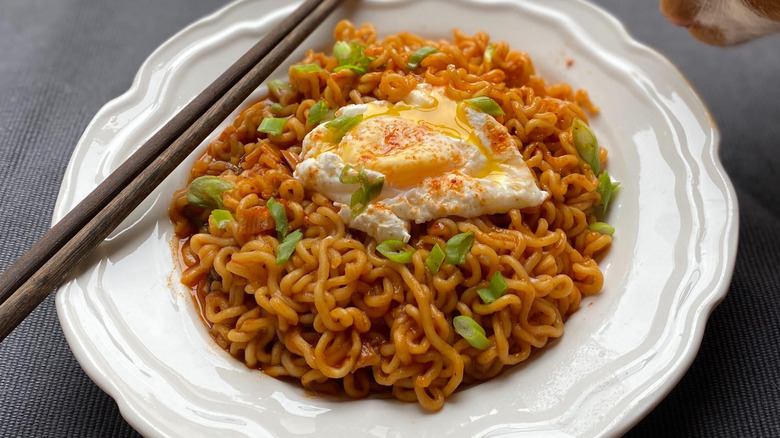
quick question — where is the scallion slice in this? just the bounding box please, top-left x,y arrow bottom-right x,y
267,80 -> 292,100
325,114 -> 363,142
266,197 -> 288,240
407,46 -> 438,69
589,222 -> 615,236
210,209 -> 233,229
306,100 -> 333,126
332,41 -> 373,75
333,41 -> 352,61
276,229 -> 302,265
270,103 -> 283,114
186,176 -> 234,210
376,240 -> 415,263
596,171 -> 620,213
426,244 -> 445,273
338,163 -> 384,217
350,175 -> 384,218
333,64 -> 368,74
484,43 -> 495,63
464,96 -> 505,116
453,315 -> 490,350
257,117 -> 286,136
572,118 -> 600,174
291,63 -> 322,73
477,271 -> 508,304
339,163 -> 362,184
445,232 -> 474,265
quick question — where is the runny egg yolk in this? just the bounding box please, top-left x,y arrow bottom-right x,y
337,93 -> 499,187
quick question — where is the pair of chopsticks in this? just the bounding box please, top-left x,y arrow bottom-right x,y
0,0 -> 344,342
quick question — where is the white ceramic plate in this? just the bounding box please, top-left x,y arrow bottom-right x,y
54,0 -> 738,436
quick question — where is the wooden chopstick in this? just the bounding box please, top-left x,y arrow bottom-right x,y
0,0 -> 344,342
0,0 -> 325,308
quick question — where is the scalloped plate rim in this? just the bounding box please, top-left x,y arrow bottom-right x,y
53,0 -> 739,437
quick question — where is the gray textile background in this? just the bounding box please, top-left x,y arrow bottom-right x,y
1,0 -> 778,436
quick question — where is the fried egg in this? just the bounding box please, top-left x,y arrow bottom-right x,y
294,85 -> 548,242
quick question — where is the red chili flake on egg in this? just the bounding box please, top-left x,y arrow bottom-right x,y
485,121 -> 511,153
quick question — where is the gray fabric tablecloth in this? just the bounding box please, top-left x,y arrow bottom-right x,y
1,0 -> 778,436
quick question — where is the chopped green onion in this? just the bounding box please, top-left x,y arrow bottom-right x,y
332,41 -> 373,74
376,240 -> 415,263
484,43 -> 495,63
477,271 -> 508,304
306,100 -> 333,126
210,209 -> 233,229
464,96 -> 505,116
291,63 -> 322,73
596,171 -> 620,213
333,64 -> 368,74
333,41 -> 352,61
572,118 -> 600,174
334,41 -> 365,65
350,175 -> 384,218
445,232 -> 474,265
266,197 -> 288,239
407,46 -> 438,69
257,117 -> 286,136
267,80 -> 292,100
276,229 -> 302,265
453,315 -> 490,350
589,222 -> 615,236
426,244 -> 445,273
339,163 -> 362,184
325,114 -> 363,142
270,103 -> 283,114
186,176 -> 234,210
338,163 -> 384,217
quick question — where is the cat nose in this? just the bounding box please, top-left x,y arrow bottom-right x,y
660,0 -> 699,26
